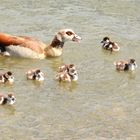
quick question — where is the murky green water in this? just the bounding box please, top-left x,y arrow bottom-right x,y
0,0 -> 140,139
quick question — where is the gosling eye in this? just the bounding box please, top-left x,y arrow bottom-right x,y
36,70 -> 41,74
66,31 -> 73,36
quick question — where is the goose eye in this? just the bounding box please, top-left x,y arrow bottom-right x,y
66,31 -> 73,36
7,71 -> 12,76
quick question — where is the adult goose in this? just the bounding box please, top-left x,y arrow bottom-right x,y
0,29 -> 81,59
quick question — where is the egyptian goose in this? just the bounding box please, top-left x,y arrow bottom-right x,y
56,64 -> 78,82
0,93 -> 16,105
0,29 -> 81,59
0,71 -> 14,83
101,37 -> 120,52
26,69 -> 44,81
114,59 -> 137,71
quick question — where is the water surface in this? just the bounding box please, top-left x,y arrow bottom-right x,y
0,0 -> 140,140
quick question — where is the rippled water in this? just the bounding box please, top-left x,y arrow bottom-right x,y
0,0 -> 140,140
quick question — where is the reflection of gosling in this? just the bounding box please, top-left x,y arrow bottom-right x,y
0,93 -> 16,105
56,64 -> 78,82
26,69 -> 44,81
101,37 -> 120,52
0,71 -> 14,83
114,59 -> 137,71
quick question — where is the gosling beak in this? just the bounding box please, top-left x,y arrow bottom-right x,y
101,40 -> 104,43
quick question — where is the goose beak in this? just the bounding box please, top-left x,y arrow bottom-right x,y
72,34 -> 82,43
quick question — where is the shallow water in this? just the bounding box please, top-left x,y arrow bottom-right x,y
0,0 -> 140,140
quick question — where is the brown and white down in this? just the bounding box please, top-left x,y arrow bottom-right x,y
26,69 -> 44,81
0,93 -> 16,105
0,71 -> 14,83
101,37 -> 120,52
56,64 -> 78,82
114,59 -> 137,71
0,29 -> 81,59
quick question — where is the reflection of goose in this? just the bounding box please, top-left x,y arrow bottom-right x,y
0,93 -> 16,105
114,59 -> 137,71
101,37 -> 120,52
26,69 -> 44,81
0,71 -> 14,83
0,29 -> 81,59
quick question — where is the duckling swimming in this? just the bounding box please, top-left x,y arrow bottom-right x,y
26,69 -> 44,81
114,59 -> 137,71
0,71 -> 14,83
101,37 -> 120,52
56,64 -> 78,82
0,93 -> 16,105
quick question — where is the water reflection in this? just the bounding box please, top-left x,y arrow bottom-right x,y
48,57 -> 64,71
115,70 -> 137,80
57,81 -> 78,92
0,105 -> 16,116
0,0 -> 140,139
